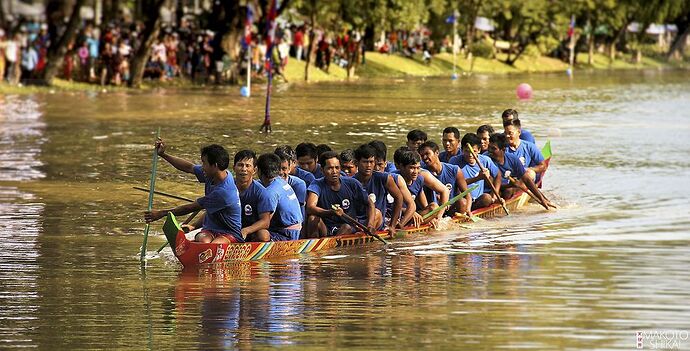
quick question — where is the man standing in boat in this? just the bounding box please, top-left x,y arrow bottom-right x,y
144,140 -> 243,244
305,151 -> 376,237
256,153 -> 304,241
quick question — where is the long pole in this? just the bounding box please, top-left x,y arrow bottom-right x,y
246,44 -> 251,97
569,15 -> 575,72
422,185 -> 478,220
452,10 -> 458,77
140,127 -> 161,261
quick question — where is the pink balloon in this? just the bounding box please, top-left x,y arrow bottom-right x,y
516,83 -> 533,100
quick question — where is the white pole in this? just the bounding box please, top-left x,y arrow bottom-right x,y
246,44 -> 251,97
452,10 -> 458,77
569,15 -> 575,71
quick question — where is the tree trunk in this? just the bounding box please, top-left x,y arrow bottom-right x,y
128,0 -> 166,88
0,0 -> 7,28
587,18 -> 596,65
304,0 -> 316,82
41,0 -> 86,86
667,15 -> 690,60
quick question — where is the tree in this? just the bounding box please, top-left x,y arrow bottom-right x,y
487,0 -> 554,65
129,0 -> 167,88
40,0 -> 86,86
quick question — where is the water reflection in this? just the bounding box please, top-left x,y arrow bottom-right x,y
0,95 -> 46,181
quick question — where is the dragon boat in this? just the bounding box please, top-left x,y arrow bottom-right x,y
161,142 -> 552,268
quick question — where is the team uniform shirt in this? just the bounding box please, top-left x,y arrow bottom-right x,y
520,128 -> 536,144
492,153 -> 526,185
264,177 -> 303,241
422,162 -> 462,204
287,174 -> 308,226
193,166 -> 243,242
439,150 -> 460,163
307,176 -> 369,235
506,140 -> 544,169
449,154 -> 499,199
311,164 -> 324,179
355,171 -> 391,226
293,167 -> 316,187
384,161 -> 397,173
391,170 -> 425,205
238,180 -> 272,228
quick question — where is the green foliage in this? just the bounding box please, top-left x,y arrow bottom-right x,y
470,40 -> 494,58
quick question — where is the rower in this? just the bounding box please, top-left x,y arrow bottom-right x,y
275,145 -> 316,186
352,144 -> 403,236
275,147 -> 308,236
449,133 -> 502,210
339,149 -> 358,176
439,127 -> 461,162
504,119 -> 546,182
418,141 -> 472,217
296,142 -> 324,178
368,140 -> 396,173
257,153 -> 304,241
476,124 -> 495,155
501,109 -> 536,144
406,129 -> 428,152
488,133 -> 552,207
306,151 -> 376,237
233,150 -> 272,241
392,147 -> 436,227
144,140 -> 243,244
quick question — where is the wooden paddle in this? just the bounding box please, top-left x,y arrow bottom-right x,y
422,185 -> 479,221
505,172 -> 553,210
155,210 -> 201,253
133,186 -> 194,202
331,205 -> 389,245
140,127 -> 161,262
466,143 -> 510,216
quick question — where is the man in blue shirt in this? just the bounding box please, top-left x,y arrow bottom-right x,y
275,145 -> 316,187
144,140 -> 243,244
368,140 -> 396,173
257,153 -> 304,241
488,133 -> 552,208
502,109 -> 536,144
232,150 -> 272,241
296,142 -> 324,178
339,149 -> 358,176
306,151 -> 376,237
418,141 -> 473,217
476,125 -> 495,155
504,119 -> 546,182
439,127 -> 461,163
449,133 -> 503,210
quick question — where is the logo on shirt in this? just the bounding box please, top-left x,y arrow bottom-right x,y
341,199 -> 350,210
519,156 -> 526,166
369,193 -> 377,204
244,204 -> 253,216
387,194 -> 394,203
445,183 -> 453,191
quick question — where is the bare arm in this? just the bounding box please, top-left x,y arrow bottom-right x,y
241,212 -> 271,239
529,160 -> 547,175
455,169 -> 472,216
385,174 -> 403,231
306,192 -> 334,217
395,175 -> 418,227
422,172 -> 449,220
144,201 -> 203,223
156,138 -> 196,174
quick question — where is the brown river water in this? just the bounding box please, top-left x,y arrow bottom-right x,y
1,70 -> 689,350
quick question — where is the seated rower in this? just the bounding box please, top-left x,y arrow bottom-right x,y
316,144 -> 333,158
296,142 -> 324,178
306,151 -> 376,237
418,141 -> 473,217
257,153 -> 304,241
439,127 -> 461,163
339,149 -> 358,176
504,118 -> 546,182
449,133 -> 503,210
352,144 -> 405,236
501,109 -> 536,144
392,147 -> 438,227
275,147 -> 308,236
368,140 -> 396,173
144,141 -> 242,244
406,129 -> 428,152
275,145 -> 316,186
476,124 -> 495,155
488,133 -> 552,208
233,150 -> 272,241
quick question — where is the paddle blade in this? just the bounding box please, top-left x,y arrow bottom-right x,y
162,213 -> 181,252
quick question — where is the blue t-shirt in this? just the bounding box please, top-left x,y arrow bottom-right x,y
451,153 -> 499,199
391,170 -> 425,202
506,140 -> 544,168
355,171 -> 390,216
439,150 -> 460,163
384,161 -> 397,173
287,175 -> 307,223
86,37 -> 99,58
193,166 -> 243,241
311,164 -> 324,179
422,162 -> 461,203
307,176 -> 368,231
294,167 -> 316,187
492,153 -> 526,185
520,128 -> 536,144
239,180 -> 272,228
264,177 -> 303,231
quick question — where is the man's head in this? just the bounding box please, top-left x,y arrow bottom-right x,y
354,144 -> 377,177
368,140 -> 388,172
275,145 -> 296,179
200,144 -> 230,177
476,124 -> 495,152
257,153 -> 281,181
501,109 -> 519,124
417,140 -> 440,166
339,149 -> 357,176
460,133 -> 481,164
503,118 -> 522,147
406,129 -> 427,152
488,133 -> 508,160
295,142 -> 318,173
442,127 -> 460,155
394,146 -> 421,181
315,144 -> 332,158
319,151 -> 341,184
233,149 -> 257,180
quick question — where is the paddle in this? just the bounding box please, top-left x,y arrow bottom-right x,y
133,186 -> 194,202
155,210 -> 201,253
466,143 -> 510,216
422,185 -> 479,221
140,127 -> 161,262
504,171 -> 554,210
331,205 -> 389,245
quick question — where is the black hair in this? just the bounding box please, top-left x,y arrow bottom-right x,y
489,133 -> 508,150
442,127 -> 460,139
503,118 -> 522,129
367,140 -> 387,161
461,133 -> 481,149
418,140 -> 439,153
295,142 -> 318,160
315,144 -> 332,157
318,151 -> 340,168
274,145 -> 296,161
406,129 -> 428,142
257,153 -> 281,179
200,144 -> 230,170
353,144 -> 377,161
394,147 -> 421,167
477,124 -> 495,135
339,149 -> 355,163
233,149 -> 257,166
501,109 -> 518,121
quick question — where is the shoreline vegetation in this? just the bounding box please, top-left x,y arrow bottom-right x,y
1,51 -> 687,94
